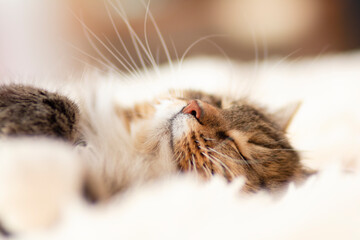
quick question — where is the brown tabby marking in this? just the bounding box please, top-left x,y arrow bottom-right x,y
0,85 -> 79,142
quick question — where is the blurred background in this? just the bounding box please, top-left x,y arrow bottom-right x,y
0,0 -> 360,76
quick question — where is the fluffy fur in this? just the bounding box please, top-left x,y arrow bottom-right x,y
0,85 -> 79,142
1,51 -> 360,238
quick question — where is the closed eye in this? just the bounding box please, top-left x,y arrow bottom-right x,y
225,136 -> 248,162
226,136 -> 234,141
247,135 -> 280,149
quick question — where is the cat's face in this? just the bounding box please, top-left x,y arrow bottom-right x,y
130,90 -> 307,192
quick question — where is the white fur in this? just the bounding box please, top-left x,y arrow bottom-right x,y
0,138 -> 82,233
1,51 -> 360,239
171,114 -> 191,141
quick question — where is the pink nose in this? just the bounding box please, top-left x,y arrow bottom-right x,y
182,100 -> 202,119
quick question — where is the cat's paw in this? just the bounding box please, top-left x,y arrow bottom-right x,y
0,138 -> 83,235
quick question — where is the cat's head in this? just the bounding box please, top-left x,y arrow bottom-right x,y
131,90 -> 310,192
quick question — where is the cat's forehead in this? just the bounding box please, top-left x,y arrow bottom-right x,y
170,89 -> 261,113
223,103 -> 280,131
169,89 -> 237,109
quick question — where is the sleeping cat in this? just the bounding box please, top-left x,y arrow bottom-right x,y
0,71 -> 312,236
0,81 -> 309,202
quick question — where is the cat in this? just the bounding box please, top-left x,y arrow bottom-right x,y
0,42 -> 310,238
0,79 -> 309,202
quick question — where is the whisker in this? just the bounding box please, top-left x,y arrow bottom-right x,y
200,151 -> 235,179
179,34 -> 227,70
143,0 -> 153,70
210,156 -> 234,177
191,154 -> 197,174
70,11 -> 127,77
103,35 -> 141,79
109,0 -> 161,77
170,37 -> 180,66
211,155 -> 236,179
260,148 -> 302,152
173,151 -> 182,164
208,147 -> 271,165
269,48 -> 302,74
206,145 -> 249,166
85,30 -> 127,76
108,2 -> 150,76
105,3 -> 141,73
64,40 -> 120,73
204,155 -> 222,174
309,44 -> 330,66
203,38 -> 234,74
70,56 -> 106,73
261,32 -> 268,66
203,137 -> 215,141
143,0 -> 174,74
102,35 -> 141,79
208,147 -> 254,166
249,26 -> 259,80
202,164 -> 212,177
155,47 -> 161,66
208,147 -> 238,161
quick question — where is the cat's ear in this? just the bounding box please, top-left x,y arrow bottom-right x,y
293,166 -> 317,185
272,101 -> 302,131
